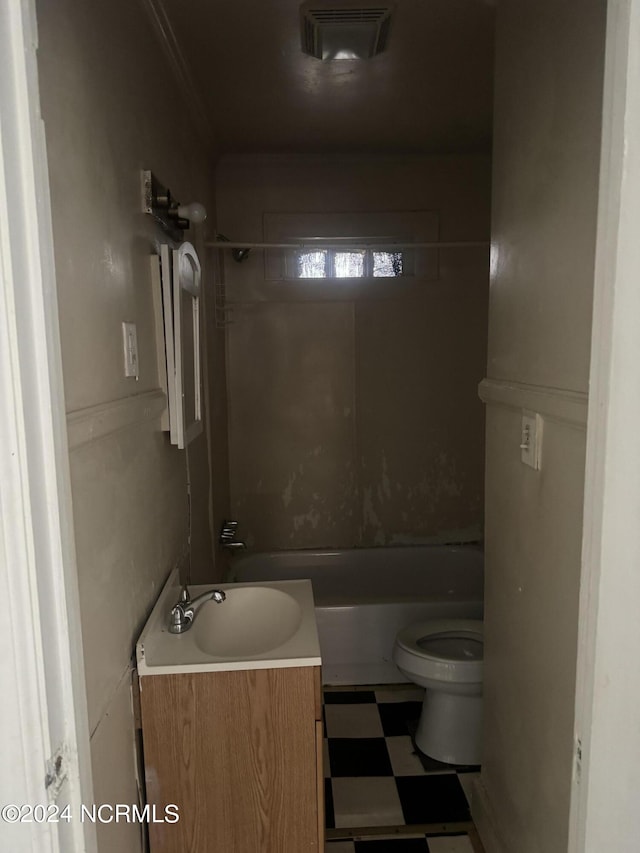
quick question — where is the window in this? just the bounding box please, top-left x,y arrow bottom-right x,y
263,211 -> 439,283
294,249 -> 404,279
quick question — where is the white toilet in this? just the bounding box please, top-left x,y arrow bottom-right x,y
393,618 -> 483,765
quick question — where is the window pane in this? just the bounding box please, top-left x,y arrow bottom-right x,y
334,251 -> 365,278
297,251 -> 327,278
373,251 -> 403,277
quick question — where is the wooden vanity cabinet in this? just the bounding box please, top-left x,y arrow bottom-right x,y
139,664 -> 323,853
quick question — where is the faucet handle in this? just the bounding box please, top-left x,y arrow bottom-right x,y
219,520 -> 239,544
179,584 -> 190,603
168,601 -> 191,634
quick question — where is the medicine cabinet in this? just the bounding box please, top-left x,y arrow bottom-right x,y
151,242 -> 202,449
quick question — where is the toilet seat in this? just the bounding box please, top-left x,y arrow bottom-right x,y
394,619 -> 483,684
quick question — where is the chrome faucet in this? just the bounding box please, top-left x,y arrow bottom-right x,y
219,519 -> 246,551
168,585 -> 226,634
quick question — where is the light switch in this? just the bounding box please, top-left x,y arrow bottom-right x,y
520,411 -> 543,469
122,322 -> 139,379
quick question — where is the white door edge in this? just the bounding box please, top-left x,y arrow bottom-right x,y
571,1 -> 640,850
0,0 -> 97,850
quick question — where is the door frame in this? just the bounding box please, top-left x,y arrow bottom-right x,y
0,0 -> 96,850
3,0 -> 640,850
570,1 -> 640,850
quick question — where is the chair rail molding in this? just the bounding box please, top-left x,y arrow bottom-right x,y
478,378 -> 588,428
66,388 -> 167,450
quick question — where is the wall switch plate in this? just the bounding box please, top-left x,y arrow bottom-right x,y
520,411 -> 543,469
122,321 -> 139,379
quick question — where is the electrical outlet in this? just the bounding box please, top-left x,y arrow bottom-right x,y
122,322 -> 139,379
520,411 -> 543,469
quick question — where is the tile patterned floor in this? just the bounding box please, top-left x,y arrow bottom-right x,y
323,686 -> 482,852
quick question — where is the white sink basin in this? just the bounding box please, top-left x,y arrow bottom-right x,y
136,571 -> 321,675
193,586 -> 302,657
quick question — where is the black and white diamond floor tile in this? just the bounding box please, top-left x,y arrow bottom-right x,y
323,685 -> 480,845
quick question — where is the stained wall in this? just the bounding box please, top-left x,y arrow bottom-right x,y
474,0 -> 607,850
219,154 -> 490,550
35,1 -> 229,850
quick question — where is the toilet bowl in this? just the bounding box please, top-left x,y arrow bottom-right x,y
393,618 -> 483,765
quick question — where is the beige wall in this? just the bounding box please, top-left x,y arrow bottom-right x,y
35,1 -> 228,851
475,1 -> 606,851
219,154 -> 489,551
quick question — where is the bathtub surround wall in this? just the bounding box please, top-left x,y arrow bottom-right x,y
35,1 -> 229,851
475,1 -> 606,851
219,154 -> 490,551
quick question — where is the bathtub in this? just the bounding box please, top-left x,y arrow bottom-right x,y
230,545 -> 484,685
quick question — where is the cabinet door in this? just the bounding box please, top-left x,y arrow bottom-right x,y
141,667 -> 319,853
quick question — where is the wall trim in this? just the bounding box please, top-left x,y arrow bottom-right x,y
478,378 -> 588,427
67,389 -> 167,450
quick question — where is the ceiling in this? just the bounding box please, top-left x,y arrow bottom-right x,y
162,0 -> 495,155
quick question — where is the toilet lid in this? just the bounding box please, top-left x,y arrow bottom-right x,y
417,631 -> 483,661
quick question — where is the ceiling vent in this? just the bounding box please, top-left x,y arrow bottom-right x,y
300,1 -> 394,60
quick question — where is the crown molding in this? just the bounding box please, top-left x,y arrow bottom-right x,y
139,0 -> 215,151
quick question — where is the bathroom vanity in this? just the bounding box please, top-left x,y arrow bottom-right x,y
136,573 -> 323,852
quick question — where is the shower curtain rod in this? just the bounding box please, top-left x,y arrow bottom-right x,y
205,240 -> 489,251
